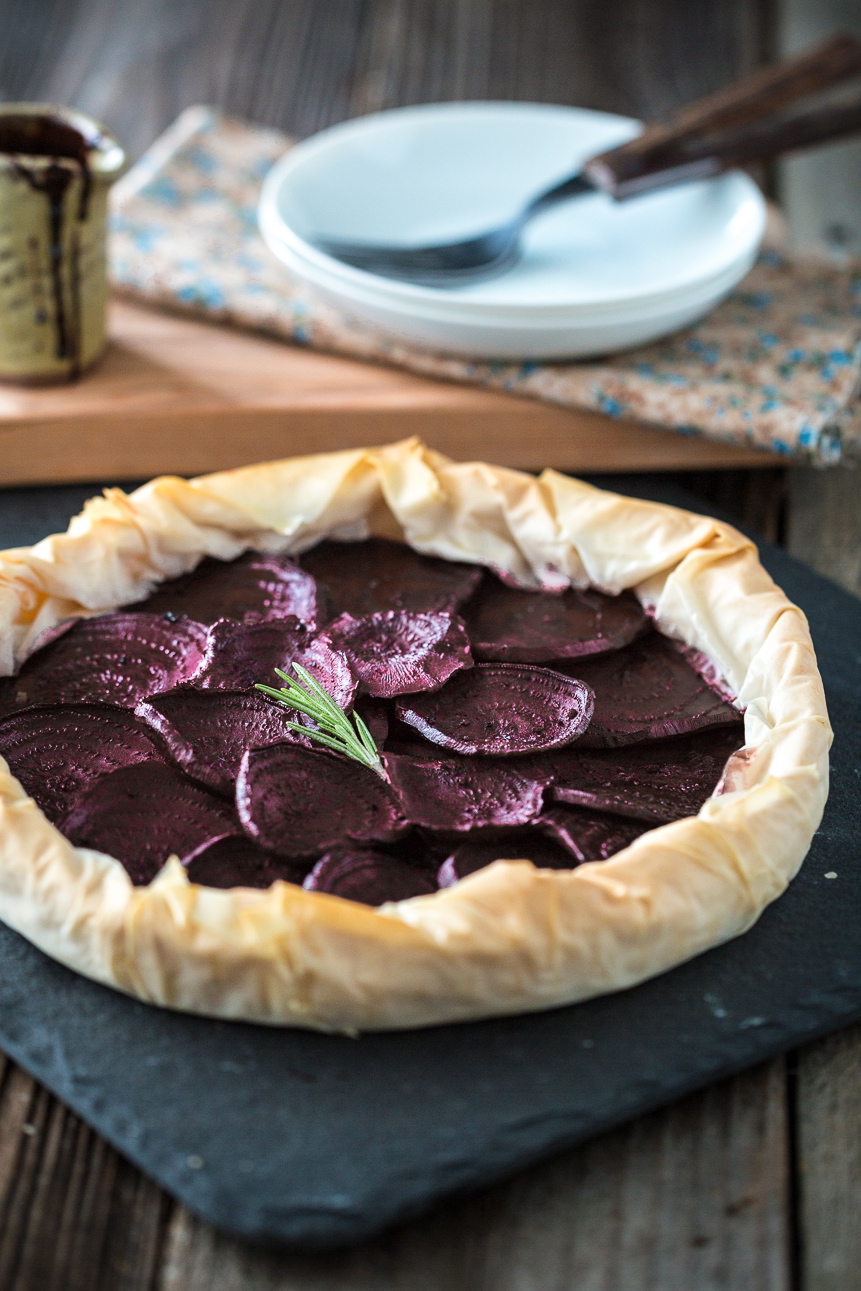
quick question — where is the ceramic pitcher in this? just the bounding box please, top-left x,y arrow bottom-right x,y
0,103 -> 125,383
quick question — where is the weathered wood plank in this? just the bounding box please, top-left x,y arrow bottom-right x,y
0,1059 -> 171,1291
787,465 -> 861,597
157,1059 -> 790,1291
0,0 -> 769,162
795,1023 -> 861,1291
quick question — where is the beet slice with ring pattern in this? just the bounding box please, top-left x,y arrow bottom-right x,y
538,804 -> 652,862
237,744 -> 406,857
464,579 -> 647,663
301,537 -> 484,619
304,848 -> 438,906
543,725 -> 745,824
190,618 -> 355,707
129,551 -> 324,627
557,633 -> 740,747
323,610 -> 472,698
384,751 -> 549,832
183,834 -> 309,890
437,830 -> 576,887
396,663 -> 593,757
0,704 -> 165,825
136,689 -> 300,797
3,613 -> 208,714
62,760 -> 239,886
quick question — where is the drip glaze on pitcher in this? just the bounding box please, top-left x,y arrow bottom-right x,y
0,114 -> 97,377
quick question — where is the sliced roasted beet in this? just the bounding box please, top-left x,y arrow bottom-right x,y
463,579 -> 647,662
304,847 -> 437,906
28,618 -> 78,654
191,618 -> 355,707
384,751 -> 549,832
136,689 -> 300,796
323,610 -> 472,698
301,537 -> 484,618
557,633 -> 739,747
438,829 -> 575,886
543,725 -> 745,823
396,663 -> 593,756
237,744 -> 405,857
62,760 -> 238,885
0,704 -> 164,824
130,551 -> 323,626
538,804 -> 651,862
4,613 -> 208,714
183,834 -> 309,890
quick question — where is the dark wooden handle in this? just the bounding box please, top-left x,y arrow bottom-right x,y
585,33 -> 861,197
683,97 -> 861,169
586,96 -> 861,199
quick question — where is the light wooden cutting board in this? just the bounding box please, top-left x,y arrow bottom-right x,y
0,299 -> 781,486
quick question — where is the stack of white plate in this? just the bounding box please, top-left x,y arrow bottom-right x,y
259,102 -> 767,361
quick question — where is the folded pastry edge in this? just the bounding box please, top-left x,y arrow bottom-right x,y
0,437 -> 831,1030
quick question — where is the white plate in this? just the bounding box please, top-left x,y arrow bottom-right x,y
260,101 -> 766,317
270,218 -> 756,324
275,243 -> 754,359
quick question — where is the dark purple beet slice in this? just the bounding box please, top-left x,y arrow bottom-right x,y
136,689 -> 301,796
557,632 -> 739,747
0,704 -> 164,824
237,744 -> 405,857
395,663 -> 593,756
28,617 -> 78,654
304,848 -> 437,906
301,537 -> 484,618
130,551 -> 323,626
323,610 -> 472,698
543,724 -> 745,823
183,834 -> 309,890
4,613 -> 208,714
438,829 -> 575,886
538,804 -> 651,862
384,751 -> 549,832
62,760 -> 238,885
191,618 -> 355,707
463,579 -> 647,662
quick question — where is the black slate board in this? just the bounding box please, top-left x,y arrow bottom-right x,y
0,483 -> 858,1248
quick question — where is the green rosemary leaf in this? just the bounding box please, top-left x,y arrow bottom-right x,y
255,663 -> 385,778
353,711 -> 378,757
292,664 -> 337,706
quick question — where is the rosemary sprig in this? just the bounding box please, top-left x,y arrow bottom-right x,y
256,663 -> 385,778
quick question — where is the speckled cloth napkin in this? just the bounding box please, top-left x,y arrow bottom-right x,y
110,106 -> 861,465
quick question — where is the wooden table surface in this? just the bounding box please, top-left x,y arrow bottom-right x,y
0,1032 -> 858,1290
0,299 -> 784,486
1,1 -> 859,1287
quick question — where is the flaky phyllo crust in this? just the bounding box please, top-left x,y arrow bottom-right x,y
0,439 -> 830,1031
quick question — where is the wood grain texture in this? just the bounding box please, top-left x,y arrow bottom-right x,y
0,0 -> 769,162
0,300 -> 784,486
787,465 -> 861,596
795,1024 -> 861,1291
156,1060 -> 789,1291
0,1057 -> 171,1291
